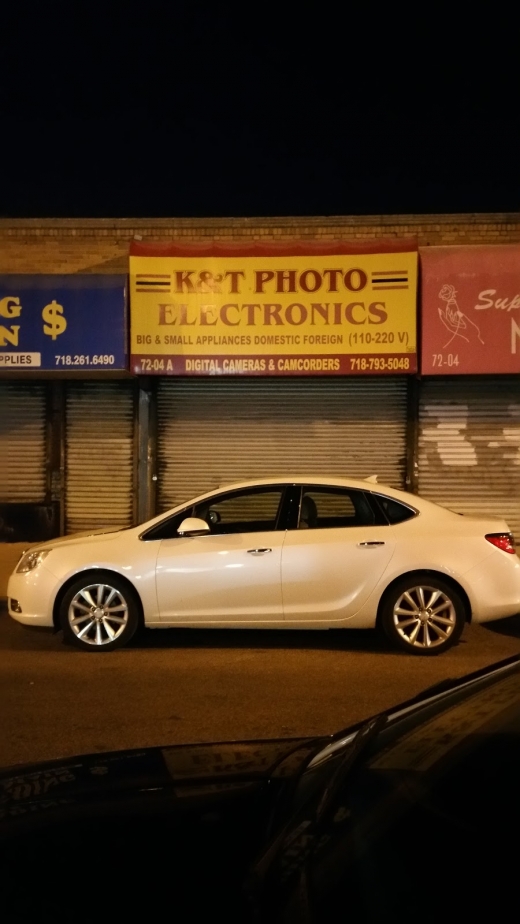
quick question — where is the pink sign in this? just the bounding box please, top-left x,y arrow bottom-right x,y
421,245 -> 520,374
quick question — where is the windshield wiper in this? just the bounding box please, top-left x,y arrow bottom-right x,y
314,712 -> 387,824
246,712 -> 388,904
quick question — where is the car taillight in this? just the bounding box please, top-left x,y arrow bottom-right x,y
485,533 -> 516,554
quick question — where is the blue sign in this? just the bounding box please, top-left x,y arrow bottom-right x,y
0,275 -> 128,372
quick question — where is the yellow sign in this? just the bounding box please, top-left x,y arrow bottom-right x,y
130,244 -> 417,375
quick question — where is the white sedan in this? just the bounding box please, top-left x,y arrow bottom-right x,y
8,476 -> 520,655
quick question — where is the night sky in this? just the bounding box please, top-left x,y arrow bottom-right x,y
2,7 -> 517,219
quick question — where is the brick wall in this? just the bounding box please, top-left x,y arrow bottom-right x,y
1,214 -> 519,274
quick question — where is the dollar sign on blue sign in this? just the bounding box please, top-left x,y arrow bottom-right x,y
42,300 -> 67,340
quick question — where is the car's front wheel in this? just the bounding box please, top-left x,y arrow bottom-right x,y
60,572 -> 140,652
380,574 -> 466,655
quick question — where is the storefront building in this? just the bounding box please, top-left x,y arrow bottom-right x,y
1,214 -> 519,595
418,244 -> 520,537
129,238 -> 418,511
0,275 -> 133,577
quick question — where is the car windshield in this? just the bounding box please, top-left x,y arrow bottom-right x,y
257,661 -> 520,920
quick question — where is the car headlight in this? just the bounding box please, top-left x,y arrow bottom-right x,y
16,550 -> 52,573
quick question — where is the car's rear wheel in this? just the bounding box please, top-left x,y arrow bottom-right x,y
60,573 -> 140,652
380,574 -> 466,655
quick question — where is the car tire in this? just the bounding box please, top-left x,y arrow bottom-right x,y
60,572 -> 140,652
380,574 -> 466,656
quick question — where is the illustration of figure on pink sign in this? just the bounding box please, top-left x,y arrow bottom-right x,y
438,284 -> 484,347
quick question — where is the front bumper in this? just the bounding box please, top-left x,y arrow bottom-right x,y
7,566 -> 57,627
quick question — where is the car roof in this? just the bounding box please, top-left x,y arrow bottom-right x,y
215,475 -> 404,493
195,475 -> 418,505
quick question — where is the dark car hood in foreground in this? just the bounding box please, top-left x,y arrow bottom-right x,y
4,654 -> 518,828
0,735 -> 323,923
0,736 -> 317,831
2,655 -> 520,924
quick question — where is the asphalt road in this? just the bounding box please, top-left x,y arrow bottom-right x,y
2,604 -> 520,769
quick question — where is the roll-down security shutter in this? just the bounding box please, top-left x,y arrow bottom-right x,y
0,383 -> 47,502
65,382 -> 135,532
418,377 -> 520,537
157,377 -> 408,510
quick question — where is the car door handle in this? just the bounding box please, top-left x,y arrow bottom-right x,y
247,548 -> 272,555
358,541 -> 385,547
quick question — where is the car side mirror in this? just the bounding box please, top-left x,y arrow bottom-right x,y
177,517 -> 211,537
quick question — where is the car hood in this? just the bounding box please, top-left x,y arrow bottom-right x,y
2,655 -> 519,836
0,737 -> 317,832
25,526 -> 135,552
2,656 -> 520,924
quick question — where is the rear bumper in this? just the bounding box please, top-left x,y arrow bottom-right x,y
463,551 -> 520,623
